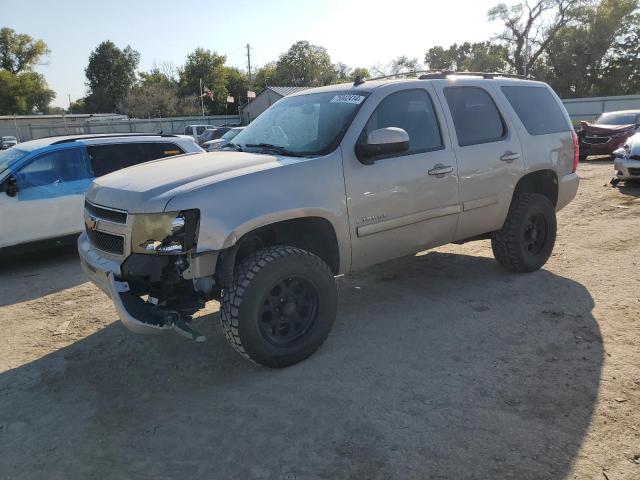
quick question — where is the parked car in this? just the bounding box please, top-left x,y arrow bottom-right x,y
1,136 -> 18,149
203,127 -> 245,151
579,110 -> 640,159
79,73 -> 579,367
611,132 -> 640,185
0,134 -> 202,253
184,125 -> 211,141
197,127 -> 230,146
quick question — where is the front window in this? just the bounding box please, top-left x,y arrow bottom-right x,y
233,91 -> 369,156
594,112 -> 639,126
0,148 -> 27,175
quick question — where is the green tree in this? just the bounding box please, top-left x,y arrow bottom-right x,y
389,56 -> 422,75
488,0 -> 587,75
178,48 -> 227,114
425,42 -> 509,72
272,41 -> 336,86
84,41 -> 140,113
253,62 -> 276,91
0,27 -> 49,74
535,0 -> 638,96
0,69 -> 54,114
349,67 -> 370,82
224,66 -> 248,109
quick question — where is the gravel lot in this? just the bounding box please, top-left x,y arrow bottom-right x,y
1,161 -> 638,480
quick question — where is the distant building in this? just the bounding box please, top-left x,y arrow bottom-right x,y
240,86 -> 311,124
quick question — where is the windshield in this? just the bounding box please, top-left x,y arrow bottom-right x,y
233,91 -> 369,156
595,112 -> 638,126
2,136 -> 16,141
0,148 -> 27,175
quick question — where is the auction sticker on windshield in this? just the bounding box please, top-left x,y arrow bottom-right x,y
330,94 -> 365,104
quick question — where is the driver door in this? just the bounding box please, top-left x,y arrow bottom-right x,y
342,86 -> 461,270
0,147 -> 92,248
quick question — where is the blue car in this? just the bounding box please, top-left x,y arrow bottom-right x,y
0,134 -> 202,252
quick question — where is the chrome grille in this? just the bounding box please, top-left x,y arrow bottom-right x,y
84,200 -> 127,224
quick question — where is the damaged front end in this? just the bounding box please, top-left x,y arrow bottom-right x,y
79,204 -> 220,342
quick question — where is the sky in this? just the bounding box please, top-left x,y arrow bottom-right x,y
1,0 -> 502,108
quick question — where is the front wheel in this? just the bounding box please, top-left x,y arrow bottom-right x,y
221,246 -> 337,367
491,193 -> 557,273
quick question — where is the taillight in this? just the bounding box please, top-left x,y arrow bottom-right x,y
572,130 -> 579,173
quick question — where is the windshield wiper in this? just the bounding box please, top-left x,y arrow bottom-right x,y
244,143 -> 302,157
223,142 -> 243,151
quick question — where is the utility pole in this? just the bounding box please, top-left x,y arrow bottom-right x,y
246,43 -> 253,93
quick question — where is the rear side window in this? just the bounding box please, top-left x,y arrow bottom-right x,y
358,89 -> 443,157
88,142 -> 184,177
444,87 -> 506,147
501,86 -> 570,135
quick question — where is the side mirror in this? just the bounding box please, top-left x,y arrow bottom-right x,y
3,175 -> 18,197
355,127 -> 410,165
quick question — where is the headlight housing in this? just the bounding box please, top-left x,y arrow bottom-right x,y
131,210 -> 199,254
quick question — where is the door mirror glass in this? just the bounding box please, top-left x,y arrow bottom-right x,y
356,127 -> 410,164
3,175 -> 18,197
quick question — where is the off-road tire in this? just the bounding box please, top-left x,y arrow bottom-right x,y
220,245 -> 337,367
491,193 -> 557,273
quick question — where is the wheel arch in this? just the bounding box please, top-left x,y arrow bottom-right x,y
513,169 -> 559,208
216,214 -> 344,287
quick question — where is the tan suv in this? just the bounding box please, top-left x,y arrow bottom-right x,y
79,72 -> 580,367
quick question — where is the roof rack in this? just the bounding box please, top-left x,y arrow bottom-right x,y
353,70 -> 526,86
50,133 -> 179,145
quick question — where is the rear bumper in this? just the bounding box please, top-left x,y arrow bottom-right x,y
78,233 -> 171,335
557,173 -> 580,212
614,157 -> 640,180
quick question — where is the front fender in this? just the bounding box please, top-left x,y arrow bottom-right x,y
164,150 -> 352,273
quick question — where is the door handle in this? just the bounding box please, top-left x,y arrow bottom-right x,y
428,164 -> 454,176
500,151 -> 521,162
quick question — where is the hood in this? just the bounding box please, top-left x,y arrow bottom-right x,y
203,139 -> 224,146
86,151 -> 285,213
581,122 -> 636,135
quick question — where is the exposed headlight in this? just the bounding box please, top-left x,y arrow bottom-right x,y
131,210 -> 199,254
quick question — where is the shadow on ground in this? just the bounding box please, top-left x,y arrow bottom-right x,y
0,251 -> 602,480
0,245 -> 84,307
618,181 -> 640,198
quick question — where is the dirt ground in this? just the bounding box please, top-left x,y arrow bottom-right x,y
0,161 -> 638,480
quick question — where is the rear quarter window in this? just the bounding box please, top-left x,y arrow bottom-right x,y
501,86 -> 570,135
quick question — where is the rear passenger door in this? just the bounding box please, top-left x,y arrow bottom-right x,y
87,142 -> 185,177
435,83 -> 525,241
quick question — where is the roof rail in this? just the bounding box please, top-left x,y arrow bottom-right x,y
418,70 -> 526,80
353,70 -> 526,86
50,133 -> 179,145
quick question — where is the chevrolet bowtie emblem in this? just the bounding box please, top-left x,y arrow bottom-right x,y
86,215 -> 98,231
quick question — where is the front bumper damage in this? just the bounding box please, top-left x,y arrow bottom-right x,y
79,232 -> 215,341
613,156 -> 640,181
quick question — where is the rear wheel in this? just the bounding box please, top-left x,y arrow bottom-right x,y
221,245 -> 337,367
491,193 -> 557,273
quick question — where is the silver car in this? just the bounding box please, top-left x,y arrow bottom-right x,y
78,73 -> 579,367
1,136 -> 18,149
612,132 -> 640,184
203,127 -> 245,151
